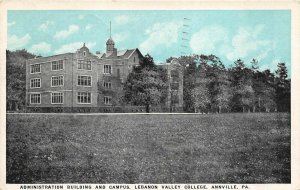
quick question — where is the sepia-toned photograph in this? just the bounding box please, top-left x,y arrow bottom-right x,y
1,1 -> 299,188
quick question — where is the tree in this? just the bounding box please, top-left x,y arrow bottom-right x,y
123,54 -> 167,113
251,59 -> 261,112
214,84 -> 232,113
191,83 -> 211,113
251,58 -> 259,71
251,67 -> 276,112
205,55 -> 231,113
260,83 -> 276,112
6,49 -> 35,111
178,55 -> 197,67
275,62 -> 290,112
230,59 -> 255,112
276,62 -> 288,86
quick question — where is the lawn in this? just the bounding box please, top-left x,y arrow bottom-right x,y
6,113 -> 290,183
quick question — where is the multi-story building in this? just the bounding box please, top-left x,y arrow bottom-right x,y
159,59 -> 184,112
26,37 -> 183,112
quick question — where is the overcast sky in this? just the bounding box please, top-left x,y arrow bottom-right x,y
7,10 -> 291,75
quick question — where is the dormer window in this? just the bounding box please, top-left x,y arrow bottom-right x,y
83,51 -> 86,57
134,57 -> 136,63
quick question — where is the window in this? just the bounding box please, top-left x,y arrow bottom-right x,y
30,78 -> 41,88
86,61 -> 91,70
104,96 -> 112,105
104,65 -> 112,74
51,76 -> 64,87
78,60 -> 84,70
117,68 -> 120,77
78,60 -> 91,70
52,60 -> 64,71
51,92 -> 63,104
171,70 -> 180,83
134,57 -> 136,63
83,51 -> 86,57
171,70 -> 179,78
78,75 -> 91,86
30,93 -> 41,104
77,92 -> 91,104
30,64 -> 41,73
103,82 -> 111,89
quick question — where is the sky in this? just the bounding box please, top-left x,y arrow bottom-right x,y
7,10 -> 291,75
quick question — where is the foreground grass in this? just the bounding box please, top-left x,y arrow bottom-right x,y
6,113 -> 290,183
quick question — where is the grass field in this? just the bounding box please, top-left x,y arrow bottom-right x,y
6,113 -> 290,183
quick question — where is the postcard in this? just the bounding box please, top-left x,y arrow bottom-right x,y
0,0 -> 299,190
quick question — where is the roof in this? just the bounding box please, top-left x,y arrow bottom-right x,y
96,48 -> 143,60
95,53 -> 105,58
117,49 -> 127,56
27,52 -> 73,61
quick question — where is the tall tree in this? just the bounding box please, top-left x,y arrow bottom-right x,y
275,62 -> 290,112
206,55 -> 232,113
230,59 -> 255,112
251,58 -> 260,112
252,67 -> 277,112
123,54 -> 167,113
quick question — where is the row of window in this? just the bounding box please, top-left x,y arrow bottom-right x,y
30,60 -> 64,74
30,61 -> 116,75
30,75 -> 94,88
30,76 -> 115,89
30,92 -> 64,104
102,64 -> 137,74
30,60 -> 96,74
30,92 -> 112,105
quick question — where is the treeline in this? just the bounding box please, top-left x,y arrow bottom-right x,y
169,54 -> 290,113
6,49 -> 35,111
6,49 -> 290,113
